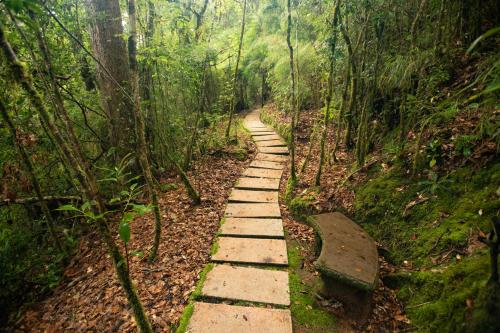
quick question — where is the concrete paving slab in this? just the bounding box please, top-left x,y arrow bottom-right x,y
220,218 -> 284,238
202,265 -> 290,305
212,237 -> 288,265
250,160 -> 284,170
235,177 -> 280,190
311,212 -> 379,290
225,203 -> 281,218
251,131 -> 276,136
243,167 -> 283,179
186,302 -> 292,333
229,189 -> 279,203
249,126 -> 273,131
255,153 -> 288,163
250,129 -> 275,134
258,146 -> 289,155
256,140 -> 286,147
253,134 -> 282,141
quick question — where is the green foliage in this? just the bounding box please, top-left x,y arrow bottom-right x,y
418,171 -> 453,196
0,206 -> 67,324
454,134 -> 479,158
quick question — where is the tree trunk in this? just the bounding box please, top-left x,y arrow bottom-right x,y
127,0 -> 163,264
331,64 -> 350,162
225,0 -> 247,140
341,21 -> 357,150
286,0 -> 297,182
315,0 -> 340,186
85,0 -> 135,159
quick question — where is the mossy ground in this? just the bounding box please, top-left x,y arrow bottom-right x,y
354,158 -> 500,331
287,242 -> 337,332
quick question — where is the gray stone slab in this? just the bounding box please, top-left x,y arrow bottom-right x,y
255,153 -> 288,163
245,120 -> 265,126
253,134 -> 282,142
220,218 -> 284,238
251,131 -> 277,136
243,167 -> 283,179
212,237 -> 288,265
250,160 -> 284,170
259,146 -> 289,155
187,302 -> 292,333
229,189 -> 279,203
225,203 -> 281,218
256,140 -> 286,147
249,127 -> 273,131
235,177 -> 280,190
202,265 -> 290,305
311,212 -> 379,291
247,127 -> 270,131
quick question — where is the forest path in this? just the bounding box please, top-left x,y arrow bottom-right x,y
185,109 -> 292,332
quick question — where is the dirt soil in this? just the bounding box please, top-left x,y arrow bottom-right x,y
11,136 -> 255,332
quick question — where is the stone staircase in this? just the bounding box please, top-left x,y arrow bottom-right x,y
185,109 -> 292,332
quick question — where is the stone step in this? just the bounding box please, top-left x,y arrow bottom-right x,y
225,203 -> 281,218
212,237 -> 288,265
255,153 -> 288,163
245,121 -> 265,126
243,167 -> 283,179
229,189 -> 279,203
220,218 -> 284,238
250,160 -> 284,170
258,146 -> 289,155
235,177 -> 280,190
187,302 -> 293,333
247,126 -> 270,131
251,131 -> 276,136
249,128 -> 274,133
253,134 -> 282,142
202,265 -> 290,305
255,140 -> 286,147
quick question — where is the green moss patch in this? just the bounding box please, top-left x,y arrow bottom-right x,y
355,161 -> 499,266
288,243 -> 336,331
397,253 -> 500,332
175,263 -> 214,333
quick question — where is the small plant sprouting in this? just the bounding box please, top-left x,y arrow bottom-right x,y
418,171 -> 454,196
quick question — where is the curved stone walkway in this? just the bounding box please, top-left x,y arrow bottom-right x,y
186,110 -> 292,332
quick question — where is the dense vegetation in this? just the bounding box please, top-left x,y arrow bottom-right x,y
0,0 -> 498,331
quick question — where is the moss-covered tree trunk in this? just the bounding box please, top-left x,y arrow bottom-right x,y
225,0 -> 247,140
331,64 -> 350,162
315,0 -> 340,186
127,0 -> 163,263
341,20 -> 357,150
286,0 -> 297,182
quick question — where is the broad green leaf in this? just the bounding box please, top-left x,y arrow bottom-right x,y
131,204 -> 153,216
121,212 -> 136,224
119,222 -> 131,244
